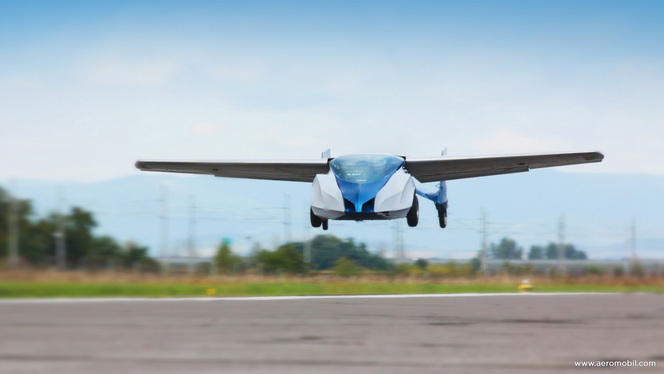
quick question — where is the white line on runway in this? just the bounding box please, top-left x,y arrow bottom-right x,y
0,292 -> 619,304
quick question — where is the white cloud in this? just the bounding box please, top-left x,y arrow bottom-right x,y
476,128 -> 547,155
211,60 -> 266,84
79,52 -> 182,86
449,251 -> 478,260
191,120 -> 225,136
2,28 -> 664,181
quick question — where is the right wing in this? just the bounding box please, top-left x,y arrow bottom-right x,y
135,160 -> 330,182
404,151 -> 604,182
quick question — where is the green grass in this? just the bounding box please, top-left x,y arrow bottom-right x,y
0,281 -> 661,298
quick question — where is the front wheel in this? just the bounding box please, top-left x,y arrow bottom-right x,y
406,195 -> 419,227
310,208 -> 322,228
322,219 -> 328,230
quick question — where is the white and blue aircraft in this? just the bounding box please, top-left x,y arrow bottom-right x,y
136,150 -> 603,230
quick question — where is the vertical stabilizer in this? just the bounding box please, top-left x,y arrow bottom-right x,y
321,149 -> 331,159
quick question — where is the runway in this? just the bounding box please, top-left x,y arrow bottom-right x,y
0,293 -> 662,373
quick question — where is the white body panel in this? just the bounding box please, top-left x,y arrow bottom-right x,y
310,169 -> 416,221
374,170 -> 416,218
310,171 -> 345,219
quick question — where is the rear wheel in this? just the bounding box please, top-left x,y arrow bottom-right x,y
406,195 -> 419,227
310,208 -> 322,228
322,219 -> 328,230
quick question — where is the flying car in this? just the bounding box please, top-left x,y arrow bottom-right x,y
136,150 -> 603,230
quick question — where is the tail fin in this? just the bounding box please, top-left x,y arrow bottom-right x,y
321,149 -> 331,159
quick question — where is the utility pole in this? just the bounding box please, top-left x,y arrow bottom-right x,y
303,203 -> 311,266
187,195 -> 196,274
7,186 -> 19,269
284,194 -> 291,243
481,209 -> 488,274
393,220 -> 404,262
54,187 -> 67,270
557,215 -> 566,274
629,219 -> 637,273
160,185 -> 169,274
188,195 -> 196,257
304,237 -> 312,265
630,219 -> 637,261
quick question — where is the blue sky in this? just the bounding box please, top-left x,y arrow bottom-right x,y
2,1 -> 663,259
1,0 -> 664,180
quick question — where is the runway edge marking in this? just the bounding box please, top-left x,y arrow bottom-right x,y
0,292 -> 624,304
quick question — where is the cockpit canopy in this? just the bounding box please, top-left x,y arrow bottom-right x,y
329,154 -> 404,183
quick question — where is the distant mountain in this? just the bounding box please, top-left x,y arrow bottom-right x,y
3,169 -> 664,260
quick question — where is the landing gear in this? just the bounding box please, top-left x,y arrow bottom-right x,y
310,208 -> 321,228
311,208 -> 328,230
436,203 -> 447,228
406,195 -> 419,227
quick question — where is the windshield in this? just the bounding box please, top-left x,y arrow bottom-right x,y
330,154 -> 404,183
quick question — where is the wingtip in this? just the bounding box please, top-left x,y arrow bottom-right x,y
135,161 -> 148,170
579,151 -> 604,162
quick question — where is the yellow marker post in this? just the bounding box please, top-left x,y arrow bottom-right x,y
206,288 -> 217,296
518,280 -> 533,293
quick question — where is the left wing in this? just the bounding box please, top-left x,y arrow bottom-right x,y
404,151 -> 603,183
135,160 -> 329,182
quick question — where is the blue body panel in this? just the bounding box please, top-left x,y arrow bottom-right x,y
329,154 -> 449,215
330,155 -> 405,213
335,176 -> 392,212
414,179 -> 448,206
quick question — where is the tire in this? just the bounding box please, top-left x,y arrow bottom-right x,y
322,219 -> 328,230
437,204 -> 447,228
406,195 -> 419,227
310,208 -> 322,228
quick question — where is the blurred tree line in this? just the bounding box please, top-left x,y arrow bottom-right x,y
3,184 -> 596,276
214,235 -> 391,276
211,236 -> 485,278
0,187 -> 157,270
488,237 -> 587,260
208,235 -> 591,277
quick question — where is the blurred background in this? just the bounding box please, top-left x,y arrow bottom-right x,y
1,0 -> 663,284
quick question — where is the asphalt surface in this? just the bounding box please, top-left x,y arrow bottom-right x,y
0,293 -> 662,373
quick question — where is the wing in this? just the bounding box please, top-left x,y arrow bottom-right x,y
135,160 -> 330,182
404,151 -> 604,183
